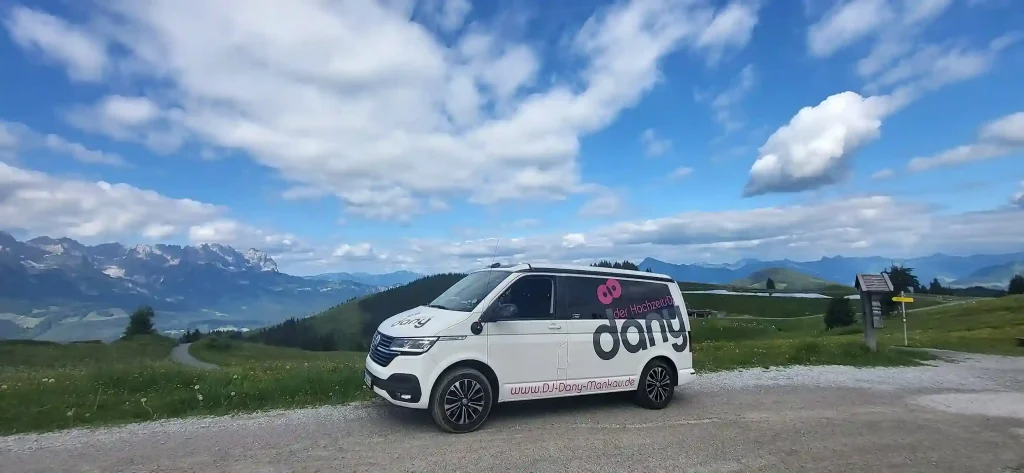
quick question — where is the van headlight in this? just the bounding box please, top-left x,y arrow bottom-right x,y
389,337 -> 438,354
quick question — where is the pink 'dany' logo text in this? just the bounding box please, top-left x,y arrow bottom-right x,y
596,278 -> 622,305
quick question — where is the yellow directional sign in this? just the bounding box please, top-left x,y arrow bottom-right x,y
892,296 -> 914,303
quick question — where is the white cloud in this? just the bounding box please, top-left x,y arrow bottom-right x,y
64,95 -> 187,154
1013,181 -> 1024,207
0,122 -> 18,149
384,195 -> 1024,274
10,0 -> 760,222
3,6 -> 109,81
41,134 -> 125,166
99,95 -> 161,126
807,0 -> 1017,99
640,128 -> 671,157
807,0 -> 894,57
0,120 -> 125,166
430,0 -> 472,33
863,33 -> 1021,96
743,91 -> 898,196
332,243 -> 381,261
578,186 -> 625,218
0,162 -> 309,258
694,1 -> 761,65
0,162 -> 219,240
870,168 -> 894,180
908,111 -> 1024,172
669,166 -> 694,180
699,64 -> 756,131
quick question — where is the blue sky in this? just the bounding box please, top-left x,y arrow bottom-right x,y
1,0 -> 1022,275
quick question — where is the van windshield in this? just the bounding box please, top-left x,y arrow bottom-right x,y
426,270 -> 512,312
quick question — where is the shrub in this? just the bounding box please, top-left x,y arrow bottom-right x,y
824,297 -> 855,330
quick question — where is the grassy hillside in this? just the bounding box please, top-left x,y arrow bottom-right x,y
729,267 -> 837,290
3,294 -> 1018,435
682,292 -> 836,317
0,334 -> 370,435
249,273 -> 466,351
190,337 -> 365,366
0,334 -> 176,369
878,295 -> 1024,355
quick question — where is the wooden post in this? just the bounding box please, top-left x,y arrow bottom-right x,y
901,290 -> 908,346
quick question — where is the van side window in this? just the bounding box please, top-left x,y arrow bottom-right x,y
562,276 -> 607,319
498,275 -> 555,319
619,280 -> 673,319
563,276 -> 673,320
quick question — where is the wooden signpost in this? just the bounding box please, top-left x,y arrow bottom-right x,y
893,292 -> 914,345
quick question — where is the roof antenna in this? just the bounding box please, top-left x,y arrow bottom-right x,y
488,238 -> 501,268
472,238 -> 502,336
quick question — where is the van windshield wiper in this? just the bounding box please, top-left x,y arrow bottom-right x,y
425,304 -> 449,310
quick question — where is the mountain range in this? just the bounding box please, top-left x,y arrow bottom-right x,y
0,232 -> 378,342
3,229 -> 1022,342
640,252 -> 1024,289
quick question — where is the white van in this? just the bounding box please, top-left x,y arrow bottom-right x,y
363,263 -> 695,433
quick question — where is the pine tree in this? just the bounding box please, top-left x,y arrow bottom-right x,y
124,306 -> 156,337
824,297 -> 855,330
1009,274 -> 1024,295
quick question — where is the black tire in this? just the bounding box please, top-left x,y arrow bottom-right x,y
634,359 -> 674,409
429,367 -> 493,433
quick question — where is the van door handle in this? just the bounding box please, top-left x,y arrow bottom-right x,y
548,323 -> 563,330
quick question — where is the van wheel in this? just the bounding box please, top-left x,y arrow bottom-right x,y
635,359 -> 674,409
429,367 -> 493,433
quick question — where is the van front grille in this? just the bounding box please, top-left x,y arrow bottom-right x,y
368,331 -> 398,367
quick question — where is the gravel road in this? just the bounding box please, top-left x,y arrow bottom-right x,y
3,350 -> 1024,473
169,343 -> 218,370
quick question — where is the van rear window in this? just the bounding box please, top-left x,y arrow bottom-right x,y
562,276 -> 673,320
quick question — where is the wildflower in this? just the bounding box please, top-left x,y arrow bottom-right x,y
230,391 -> 236,396
1,384 -> 6,390
197,394 -> 204,401
232,374 -> 238,379
194,385 -> 200,390
141,397 -> 147,403
42,378 -> 49,383
49,379 -> 55,383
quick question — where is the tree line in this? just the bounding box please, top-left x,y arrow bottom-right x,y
591,260 -> 652,271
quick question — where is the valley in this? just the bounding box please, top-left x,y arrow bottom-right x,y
0,232 -> 417,341
2,230 -> 1023,344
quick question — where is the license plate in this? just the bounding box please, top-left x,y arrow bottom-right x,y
364,371 -> 372,389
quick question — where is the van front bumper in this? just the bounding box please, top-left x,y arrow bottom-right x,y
364,369 -> 422,404
364,353 -> 432,409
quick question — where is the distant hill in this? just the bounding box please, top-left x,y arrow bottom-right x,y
250,273 -> 466,351
307,270 -> 422,287
640,251 -> 1024,289
951,260 -> 1024,289
729,268 -> 837,291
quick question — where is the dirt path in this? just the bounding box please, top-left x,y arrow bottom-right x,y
169,343 -> 218,370
3,352 -> 1024,472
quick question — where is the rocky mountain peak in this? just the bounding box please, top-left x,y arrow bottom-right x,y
244,248 -> 279,272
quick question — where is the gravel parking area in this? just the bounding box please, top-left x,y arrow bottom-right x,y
3,350 -> 1023,473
